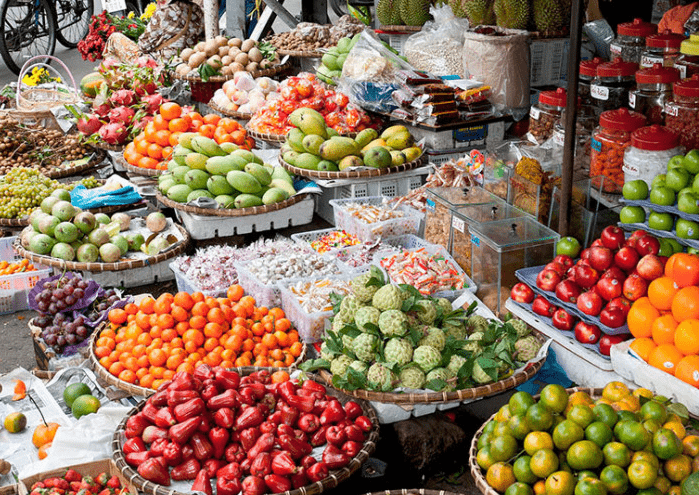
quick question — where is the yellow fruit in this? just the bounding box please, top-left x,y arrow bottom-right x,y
4,412 -> 27,433
664,421 -> 686,440
486,462 -> 516,493
603,382 -> 631,403
71,394 -> 100,419
633,388 -> 654,400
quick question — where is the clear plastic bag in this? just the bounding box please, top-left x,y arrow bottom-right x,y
404,5 -> 469,77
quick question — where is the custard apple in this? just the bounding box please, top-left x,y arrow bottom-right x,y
413,300 -> 437,325
338,295 -> 362,323
425,367 -> 455,391
367,363 -> 396,391
384,338 -> 413,366
463,332 -> 484,353
399,364 -> 426,389
419,327 -> 446,351
510,319 -> 531,338
444,321 -> 467,340
355,306 -> 380,332
349,360 -> 368,375
378,309 -> 408,337
515,335 -> 541,361
331,315 -> 350,333
330,355 -> 353,376
472,361 -> 494,384
447,354 -> 467,375
320,342 -> 337,361
435,297 -> 452,316
350,267 -> 382,303
467,314 -> 488,333
352,333 -> 378,362
413,345 -> 441,373
407,313 -> 421,330
372,284 -> 404,311
342,334 -> 355,351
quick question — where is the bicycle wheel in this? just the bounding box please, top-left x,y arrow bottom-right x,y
0,0 -> 56,75
55,0 -> 93,48
125,0 -> 141,15
330,0 -> 348,18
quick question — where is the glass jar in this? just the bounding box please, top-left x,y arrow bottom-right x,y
609,18 -> 658,64
623,125 -> 682,186
665,74 -> 699,152
628,63 -> 680,124
528,87 -> 566,143
590,58 -> 639,118
552,110 -> 595,178
590,108 -> 647,193
579,57 -> 606,110
675,34 -> 699,79
640,30 -> 686,68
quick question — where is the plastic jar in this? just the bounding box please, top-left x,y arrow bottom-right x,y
675,34 -> 699,79
623,125 -> 681,186
609,18 -> 658,64
665,74 -> 699,151
590,108 -> 647,193
579,57 -> 606,110
529,87 -> 566,143
628,63 -> 680,125
552,110 -> 595,178
640,30 -> 686,68
590,58 -> 639,117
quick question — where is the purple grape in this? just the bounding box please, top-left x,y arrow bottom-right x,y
45,334 -> 58,346
56,335 -> 66,346
73,288 -> 84,299
76,326 -> 88,338
65,295 -> 75,306
65,334 -> 77,345
55,300 -> 66,311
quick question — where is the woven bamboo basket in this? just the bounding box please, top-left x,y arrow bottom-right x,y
112,372 -> 379,495
12,225 -> 189,272
44,149 -> 107,179
156,191 -> 309,217
245,128 -> 287,145
276,48 -> 325,58
115,153 -> 164,177
171,61 -> 293,84
378,25 -> 422,32
0,216 -> 29,228
89,142 -> 127,153
279,153 -> 424,180
207,99 -> 253,121
364,489 -> 461,495
318,332 -> 549,404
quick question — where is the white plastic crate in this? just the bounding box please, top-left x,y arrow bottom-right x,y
425,149 -> 471,166
0,237 -> 51,315
530,37 -> 569,87
329,196 -> 423,242
290,228 -> 362,254
169,262 -> 227,298
405,120 -> 507,151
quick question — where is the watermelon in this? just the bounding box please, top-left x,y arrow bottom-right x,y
80,72 -> 105,97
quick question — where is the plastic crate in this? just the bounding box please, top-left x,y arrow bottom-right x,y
290,228 -> 362,254
530,37 -> 570,87
425,149 -> 471,166
404,120 -> 507,151
329,196 -> 423,242
278,274 -> 354,343
0,237 -> 51,315
169,262 -> 228,298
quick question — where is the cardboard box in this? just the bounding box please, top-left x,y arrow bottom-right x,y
18,459 -> 137,495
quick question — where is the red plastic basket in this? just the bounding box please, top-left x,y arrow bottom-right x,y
190,80 -> 223,103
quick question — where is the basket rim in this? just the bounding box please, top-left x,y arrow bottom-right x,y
170,61 -> 292,83
155,191 -> 309,217
88,142 -> 127,152
208,99 -> 254,120
276,48 -> 324,58
43,148 -> 107,179
116,153 -> 164,177
111,371 -> 379,495
278,153 -> 424,180
245,128 -> 287,144
12,224 -> 189,272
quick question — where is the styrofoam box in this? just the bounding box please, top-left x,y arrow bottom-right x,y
0,237 -> 51,315
530,37 -> 570,87
169,262 -> 227,298
314,166 -> 431,224
329,196 -> 423,242
174,195 -> 315,240
404,119 -> 507,151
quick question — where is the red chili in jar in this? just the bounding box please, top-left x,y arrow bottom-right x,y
665,74 -> 699,151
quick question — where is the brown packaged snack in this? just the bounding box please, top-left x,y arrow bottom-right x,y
395,69 -> 442,85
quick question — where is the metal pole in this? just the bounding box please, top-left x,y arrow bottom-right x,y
558,0 -> 584,236
203,0 -> 220,39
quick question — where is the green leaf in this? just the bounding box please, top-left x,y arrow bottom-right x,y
325,330 -> 344,354
329,292 -> 344,314
482,324 -> 498,345
425,378 -> 447,392
363,322 -> 380,334
464,301 -> 478,317
346,367 -> 368,389
477,356 -> 499,382
332,374 -> 350,390
299,358 -> 331,372
339,325 -> 361,339
198,63 -> 220,83
406,327 -> 424,347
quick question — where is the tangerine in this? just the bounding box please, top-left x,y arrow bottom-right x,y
671,286 -> 699,322
674,355 -> 699,387
665,253 -> 699,288
648,344 -> 684,375
630,338 -> 658,362
628,303 -> 661,339
651,314 -> 679,346
674,319 -> 699,355
648,276 -> 679,311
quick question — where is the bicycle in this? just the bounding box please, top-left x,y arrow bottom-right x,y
0,0 -> 93,75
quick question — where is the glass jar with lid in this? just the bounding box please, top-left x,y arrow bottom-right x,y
665,74 -> 699,151
628,63 -> 680,124
590,108 -> 647,193
528,87 -> 566,143
609,18 -> 657,64
640,30 -> 686,68
623,125 -> 682,187
552,109 -> 595,178
579,57 -> 605,111
675,34 -> 699,79
590,58 -> 639,117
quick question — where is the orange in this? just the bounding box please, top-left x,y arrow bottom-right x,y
628,302 -> 661,339
199,124 -> 216,139
665,253 -> 699,288
146,143 -> 163,160
138,156 -> 158,170
168,117 -> 188,133
629,338 -> 657,362
672,286 -> 699,322
174,292 -> 195,310
674,319 -> 699,355
38,442 -> 52,459
648,344 -> 684,375
148,348 -> 167,367
108,308 -> 128,325
139,296 -> 156,314
648,276 -> 679,311
675,355 -> 699,387
154,130 -> 171,147
271,370 -> 290,383
152,114 -> 169,131
486,462 -> 516,493
651,314 -> 679,345
192,301 -> 209,317
32,422 -> 60,448
226,284 -> 244,302
160,102 -> 182,120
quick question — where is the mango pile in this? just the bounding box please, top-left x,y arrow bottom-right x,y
158,133 -> 296,208
281,108 -> 422,172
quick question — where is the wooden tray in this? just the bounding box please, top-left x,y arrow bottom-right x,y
208,99 -> 254,120
156,191 -> 309,217
171,61 -> 292,84
279,153 -> 424,180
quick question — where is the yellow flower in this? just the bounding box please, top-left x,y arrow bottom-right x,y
127,11 -> 134,18
140,2 -> 156,20
22,74 -> 37,86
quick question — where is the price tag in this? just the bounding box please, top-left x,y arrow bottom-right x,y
590,84 -> 609,101
104,0 -> 127,12
679,65 -> 687,79
610,43 -> 622,56
553,131 -> 565,146
452,215 -> 465,233
640,55 -> 663,68
529,106 -> 541,120
629,92 -> 636,108
591,137 -> 602,153
623,160 -> 639,176
471,235 -> 480,247
426,198 -> 436,212
666,104 -> 679,117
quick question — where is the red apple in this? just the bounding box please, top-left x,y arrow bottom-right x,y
552,308 -> 577,331
574,264 -> 600,289
614,246 -> 640,272
636,254 -> 664,281
574,321 -> 601,344
588,246 -> 615,272
553,255 -> 574,269
607,296 -> 632,317
545,261 -> 567,276
636,235 -> 660,256
555,279 -> 582,304
580,248 -> 592,262
625,230 -> 648,249
532,296 -> 556,317
595,277 -> 623,301
599,306 -> 626,328
511,283 -> 535,304
591,239 -> 604,247
599,334 -> 631,356
536,269 -> 562,292
577,291 -> 603,316
622,274 -> 648,301
565,266 -> 577,280
600,226 -> 626,250
602,266 -> 627,282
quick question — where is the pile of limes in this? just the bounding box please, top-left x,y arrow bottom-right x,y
475,382 -> 699,495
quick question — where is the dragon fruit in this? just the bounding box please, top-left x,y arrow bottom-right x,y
108,106 -> 135,126
98,58 -> 120,73
77,114 -> 103,136
133,79 -> 157,96
136,56 -> 157,69
92,96 -> 111,117
109,89 -> 137,107
133,115 -> 153,132
141,93 -> 164,113
99,122 -> 128,145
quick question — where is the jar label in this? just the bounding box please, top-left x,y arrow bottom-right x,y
641,54 -> 663,68
529,106 -> 541,120
426,198 -> 436,211
590,84 -> 609,101
623,160 -> 640,176
471,235 -> 480,247
629,92 -> 636,108
678,64 -> 687,79
666,104 -> 679,117
452,215 -> 465,233
591,137 -> 602,152
610,43 -> 622,56
553,131 -> 565,146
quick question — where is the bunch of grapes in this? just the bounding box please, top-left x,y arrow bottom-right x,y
33,276 -> 89,315
35,312 -> 90,353
85,288 -> 120,321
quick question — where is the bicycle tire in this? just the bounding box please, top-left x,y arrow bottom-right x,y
55,0 -> 93,48
330,0 -> 349,18
0,0 -> 56,75
125,0 -> 141,15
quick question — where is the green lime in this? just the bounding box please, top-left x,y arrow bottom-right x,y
554,420 -> 585,450
681,471 -> 699,495
599,465 -> 629,495
585,421 -> 614,448
574,477 -> 608,495
526,402 -> 554,431
545,470 -> 576,495
568,404 -> 595,429
509,414 -> 531,440
540,384 -> 569,414
602,442 -> 632,467
523,431 -> 554,455
641,401 -> 668,424
505,482 -> 533,495
491,434 -> 519,462
477,446 -> 496,470
478,431 -> 493,450
617,410 -> 640,422
577,471 -> 598,481
615,421 -> 651,451
494,421 -> 513,437
63,382 -> 91,408
71,394 -> 100,419
593,403 -> 619,428
513,456 -> 538,484
627,460 -> 658,489
530,448 -> 559,478
509,391 -> 536,416
484,420 -> 498,435
652,428 -> 683,460
567,440 -> 604,471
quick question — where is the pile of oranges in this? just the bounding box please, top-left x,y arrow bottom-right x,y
627,252 -> 699,387
95,285 -> 303,390
123,102 -> 255,171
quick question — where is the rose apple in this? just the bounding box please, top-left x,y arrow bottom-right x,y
600,226 -> 626,250
545,261 -> 567,276
588,246 -> 615,272
531,296 -> 556,317
599,334 -> 631,356
577,291 -> 603,316
622,273 -> 648,301
511,283 -> 535,304
574,321 -> 601,344
614,246 -> 640,272
636,254 -> 664,281
636,235 -> 661,256
552,308 -> 576,331
555,279 -> 582,304
602,266 -> 627,282
574,264 -> 600,288
536,269 -> 561,292
599,306 -> 626,328
553,255 -> 574,269
595,277 -> 623,301
607,296 -> 632,317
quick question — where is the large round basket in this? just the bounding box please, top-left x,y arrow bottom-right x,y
90,326 -> 308,397
245,128 -> 287,146
0,216 -> 30,228
115,153 -> 163,177
44,148 -> 107,179
112,371 -> 379,495
208,99 -> 253,121
279,153 -> 424,180
88,142 -> 127,153
318,332 -> 548,404
378,25 -> 422,32
156,191 -> 309,217
171,61 -> 292,84
276,48 -> 325,58
12,224 -> 189,272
